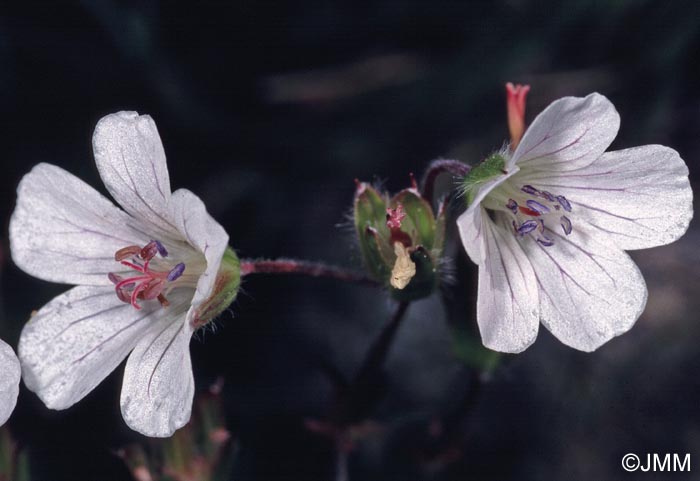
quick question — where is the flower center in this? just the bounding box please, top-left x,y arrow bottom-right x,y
108,240 -> 190,310
492,184 -> 572,247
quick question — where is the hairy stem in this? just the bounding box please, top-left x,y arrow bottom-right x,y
240,258 -> 379,286
421,158 -> 471,202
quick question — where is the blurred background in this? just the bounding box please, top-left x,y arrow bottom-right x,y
1,1 -> 699,480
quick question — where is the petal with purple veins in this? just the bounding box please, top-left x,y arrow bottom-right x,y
18,285 -> 192,410
9,163 -> 146,286
169,189 -> 229,316
518,145 -> 693,250
522,225 -> 647,352
473,215 -> 540,353
92,112 -> 176,236
510,93 -> 620,171
120,315 -> 194,437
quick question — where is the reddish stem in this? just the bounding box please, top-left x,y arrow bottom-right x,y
240,259 -> 379,287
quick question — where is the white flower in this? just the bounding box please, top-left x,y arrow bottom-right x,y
10,111 -> 238,437
457,93 -> 693,353
0,339 -> 20,426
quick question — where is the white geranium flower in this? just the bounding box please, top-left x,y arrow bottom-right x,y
10,112 -> 241,437
0,339 -> 20,426
457,93 -> 693,353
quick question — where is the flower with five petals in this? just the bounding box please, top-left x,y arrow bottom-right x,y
457,93 -> 693,353
10,112 -> 240,437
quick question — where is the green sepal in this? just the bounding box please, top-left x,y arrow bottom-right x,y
390,189 -> 436,251
390,246 -> 437,301
362,226 -> 393,281
461,152 -> 506,206
354,183 -> 390,239
192,247 -> 241,328
354,183 -> 394,280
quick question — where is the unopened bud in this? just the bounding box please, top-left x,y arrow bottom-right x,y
506,82 -> 530,149
353,180 -> 446,300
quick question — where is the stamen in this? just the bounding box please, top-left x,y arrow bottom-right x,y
521,185 -> 540,195
526,200 -> 550,214
507,184 -> 574,246
120,260 -> 146,273
157,294 -> 170,307
141,279 -> 165,300
154,240 -> 168,257
108,272 -> 123,284
517,220 -> 539,236
109,240 -> 185,310
556,195 -> 572,212
114,245 -> 142,261
130,281 -> 150,310
140,241 -> 159,261
560,216 -> 572,235
540,190 -> 555,202
114,276 -> 145,290
167,263 -> 186,282
140,240 -> 169,260
115,287 -> 131,304
536,236 -> 554,247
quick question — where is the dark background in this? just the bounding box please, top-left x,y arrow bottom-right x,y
1,1 -> 700,480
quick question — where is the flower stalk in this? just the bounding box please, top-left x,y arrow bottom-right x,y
420,159 -> 471,203
240,258 -> 378,286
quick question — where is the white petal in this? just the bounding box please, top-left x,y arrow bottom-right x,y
475,213 -> 539,353
457,167 -> 520,265
457,204 -> 487,265
93,111 -> 176,235
523,226 -> 647,351
519,145 -> 693,250
120,316 -> 194,437
511,93 -> 619,171
10,163 -> 147,285
19,285 -> 192,410
169,189 -> 229,318
0,339 -> 20,426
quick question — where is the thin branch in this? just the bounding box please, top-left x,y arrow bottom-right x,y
240,258 -> 379,287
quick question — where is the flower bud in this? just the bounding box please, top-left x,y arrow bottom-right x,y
506,82 -> 530,149
353,181 -> 446,301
